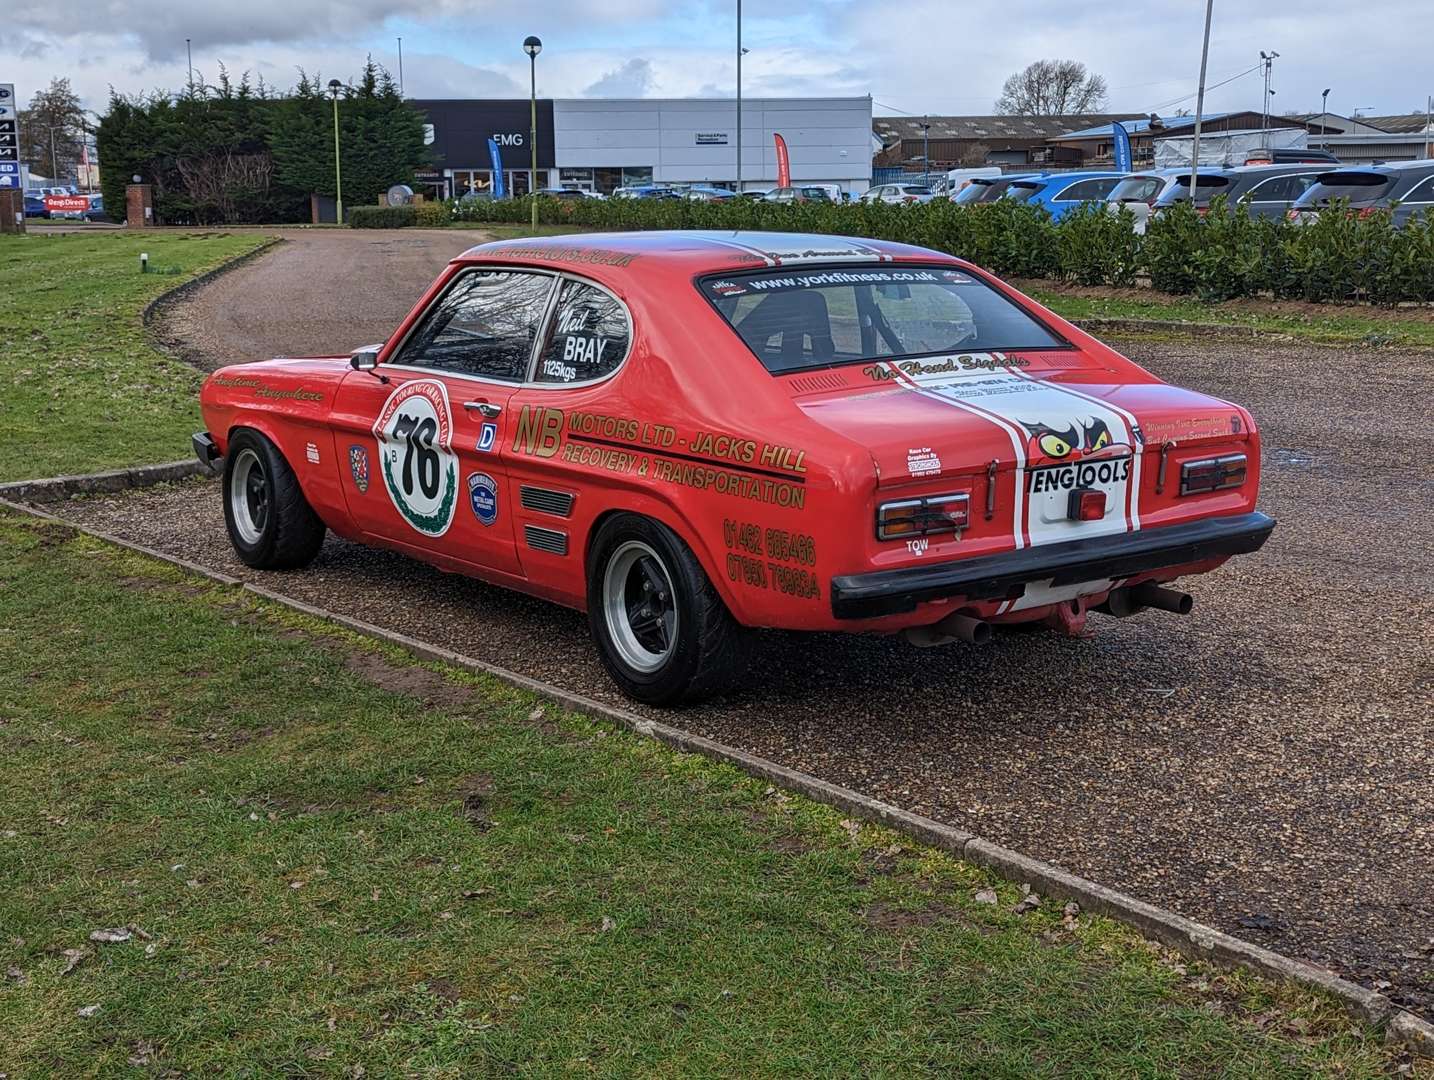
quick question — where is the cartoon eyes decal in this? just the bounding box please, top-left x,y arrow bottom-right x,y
1039,432 -> 1074,458
1086,419 -> 1112,452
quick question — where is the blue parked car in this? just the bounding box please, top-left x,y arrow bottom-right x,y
1002,171 -> 1127,221
23,193 -> 49,218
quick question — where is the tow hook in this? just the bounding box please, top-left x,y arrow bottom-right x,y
1043,598 -> 1091,637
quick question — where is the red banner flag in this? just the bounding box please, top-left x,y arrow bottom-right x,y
773,133 -> 790,187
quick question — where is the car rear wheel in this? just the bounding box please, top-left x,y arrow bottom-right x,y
587,514 -> 750,705
222,429 -> 326,569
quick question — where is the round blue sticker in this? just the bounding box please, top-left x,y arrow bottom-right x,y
467,472 -> 498,526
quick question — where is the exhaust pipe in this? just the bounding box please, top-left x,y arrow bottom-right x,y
1096,584 -> 1194,618
1131,583 -> 1194,615
901,611 -> 992,648
937,611 -> 992,645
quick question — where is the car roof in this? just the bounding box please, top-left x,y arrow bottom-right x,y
457,230 -> 962,282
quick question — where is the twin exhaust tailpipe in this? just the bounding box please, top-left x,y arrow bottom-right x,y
902,583 -> 1193,648
1097,583 -> 1194,618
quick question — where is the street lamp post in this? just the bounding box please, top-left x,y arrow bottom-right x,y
736,0 -> 742,193
327,80 -> 343,224
1188,0 -> 1215,202
920,121 -> 931,187
47,125 -> 60,185
1320,88 -> 1330,138
524,36 -> 542,228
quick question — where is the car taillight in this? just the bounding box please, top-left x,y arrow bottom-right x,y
1179,453 -> 1247,496
1356,206 -> 1378,219
904,195 -> 918,203
1068,488 -> 1106,521
877,493 -> 970,540
1287,208 -> 1301,221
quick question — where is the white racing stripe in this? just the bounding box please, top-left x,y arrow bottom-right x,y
885,354 -> 1143,613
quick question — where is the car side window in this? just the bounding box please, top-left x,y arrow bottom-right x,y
535,279 -> 631,384
1401,176 -> 1434,203
1248,175 -> 1314,202
391,269 -> 554,381
1057,178 -> 1118,202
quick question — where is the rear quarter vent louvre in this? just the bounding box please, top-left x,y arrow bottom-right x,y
524,525 -> 569,556
520,485 -> 575,517
786,371 -> 850,394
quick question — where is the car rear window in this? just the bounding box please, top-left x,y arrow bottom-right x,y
1296,172 -> 1394,206
1108,176 -> 1162,202
699,265 -> 1065,375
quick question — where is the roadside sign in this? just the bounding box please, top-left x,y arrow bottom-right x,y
0,82 -> 14,123
45,194 -> 88,213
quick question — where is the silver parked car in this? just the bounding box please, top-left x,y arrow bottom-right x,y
861,182 -> 936,205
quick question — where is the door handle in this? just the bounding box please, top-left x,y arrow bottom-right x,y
463,401 -> 502,419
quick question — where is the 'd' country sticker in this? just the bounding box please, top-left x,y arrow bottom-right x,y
373,379 -> 459,537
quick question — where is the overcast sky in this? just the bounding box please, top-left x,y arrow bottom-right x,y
4,0 -> 1430,121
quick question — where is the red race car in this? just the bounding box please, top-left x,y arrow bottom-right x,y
195,231 -> 1274,703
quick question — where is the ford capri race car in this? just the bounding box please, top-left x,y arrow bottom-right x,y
194,230 -> 1274,704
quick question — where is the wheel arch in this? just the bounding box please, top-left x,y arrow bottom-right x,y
581,495 -> 753,626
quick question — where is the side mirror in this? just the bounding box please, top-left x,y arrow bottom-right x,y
350,345 -> 388,383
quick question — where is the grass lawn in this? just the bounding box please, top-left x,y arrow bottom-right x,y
0,511 -> 1407,1077
1019,282 -> 1434,349
0,231 -> 270,483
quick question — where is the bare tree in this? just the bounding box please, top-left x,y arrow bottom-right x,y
18,77 -> 87,181
995,60 -> 1109,115
960,142 -> 991,166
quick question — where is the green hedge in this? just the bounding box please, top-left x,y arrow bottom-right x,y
349,205 -> 416,229
410,193 -> 1434,305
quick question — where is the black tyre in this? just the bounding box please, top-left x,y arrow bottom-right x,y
222,428 -> 326,570
586,513 -> 750,705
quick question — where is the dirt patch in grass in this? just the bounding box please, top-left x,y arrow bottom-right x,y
340,650 -> 475,709
864,901 -> 964,932
459,773 -> 495,829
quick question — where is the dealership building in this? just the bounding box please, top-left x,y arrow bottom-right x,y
409,96 -> 873,197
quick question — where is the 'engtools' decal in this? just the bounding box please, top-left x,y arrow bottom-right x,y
880,355 -> 1143,558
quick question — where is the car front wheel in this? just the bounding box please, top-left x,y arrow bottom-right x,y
587,514 -> 750,705
222,429 -> 326,570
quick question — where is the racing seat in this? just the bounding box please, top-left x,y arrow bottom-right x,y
733,290 -> 836,368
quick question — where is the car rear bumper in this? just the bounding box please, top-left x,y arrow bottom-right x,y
192,431 -> 223,475
830,511 -> 1276,619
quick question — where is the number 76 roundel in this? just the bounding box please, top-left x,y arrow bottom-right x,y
373,379 -> 460,537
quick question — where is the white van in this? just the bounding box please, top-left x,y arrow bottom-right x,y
939,167 -> 1003,199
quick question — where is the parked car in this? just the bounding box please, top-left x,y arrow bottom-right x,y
952,174 -> 1039,205
735,189 -> 769,201
1287,160 -> 1434,228
83,194 -> 109,223
612,185 -> 682,200
1104,168 -> 1190,233
534,188 -> 591,201
1002,172 -> 1125,221
763,186 -> 833,204
23,193 -> 49,218
683,186 -> 736,201
1150,165 -> 1327,220
193,230 -> 1274,704
861,183 -> 935,205
1243,147 -> 1340,166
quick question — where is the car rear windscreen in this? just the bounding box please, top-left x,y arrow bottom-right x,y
700,265 -> 1065,375
1295,172 -> 1394,206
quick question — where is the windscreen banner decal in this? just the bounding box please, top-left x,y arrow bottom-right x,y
880,357 -> 1143,572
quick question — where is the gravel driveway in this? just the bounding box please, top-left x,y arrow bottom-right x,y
153,228 -> 496,370
59,237 -> 1434,1018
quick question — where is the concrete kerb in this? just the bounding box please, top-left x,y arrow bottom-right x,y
0,460 -> 206,504
1,484 -> 1431,1059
